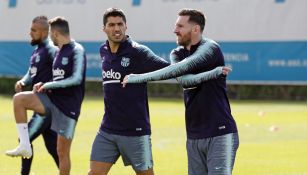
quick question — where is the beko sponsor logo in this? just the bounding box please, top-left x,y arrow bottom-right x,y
102,69 -> 121,80
53,68 -> 65,80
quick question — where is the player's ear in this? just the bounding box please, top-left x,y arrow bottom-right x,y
53,30 -> 59,37
42,29 -> 48,37
193,25 -> 200,33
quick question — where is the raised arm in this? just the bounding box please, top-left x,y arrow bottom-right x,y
125,39 -> 218,83
171,50 -> 230,88
134,44 -> 170,74
177,67 -> 230,88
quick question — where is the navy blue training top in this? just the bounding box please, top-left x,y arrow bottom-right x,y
99,37 -> 169,136
20,39 -> 57,87
171,38 -> 238,139
43,40 -> 87,120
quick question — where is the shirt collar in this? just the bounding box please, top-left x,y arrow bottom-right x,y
189,39 -> 203,53
106,35 -> 131,53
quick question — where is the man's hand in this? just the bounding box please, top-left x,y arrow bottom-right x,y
33,82 -> 45,93
222,66 -> 232,76
15,81 -> 25,93
122,75 -> 130,88
122,74 -> 139,88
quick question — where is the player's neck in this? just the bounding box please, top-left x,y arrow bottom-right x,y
108,36 -> 127,53
58,37 -> 71,49
187,35 -> 202,50
108,40 -> 123,53
109,42 -> 119,53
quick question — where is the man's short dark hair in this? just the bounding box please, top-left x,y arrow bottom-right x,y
103,7 -> 126,26
48,16 -> 70,35
178,9 -> 206,32
33,15 -> 49,31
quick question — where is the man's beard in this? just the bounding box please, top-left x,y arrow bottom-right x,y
30,39 -> 41,46
53,41 -> 58,46
51,37 -> 58,46
177,32 -> 192,47
177,37 -> 190,47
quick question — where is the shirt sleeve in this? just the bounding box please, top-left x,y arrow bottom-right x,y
127,39 -> 219,83
135,45 -> 170,73
170,51 -> 223,88
19,69 -> 32,86
43,46 -> 85,89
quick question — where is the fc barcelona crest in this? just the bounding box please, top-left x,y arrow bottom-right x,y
121,57 -> 130,67
35,55 -> 40,63
62,57 -> 69,65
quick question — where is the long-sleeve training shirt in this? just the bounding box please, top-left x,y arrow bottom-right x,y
171,38 -> 237,139
20,39 -> 57,87
99,36 -> 169,136
128,38 -> 238,139
43,40 -> 87,120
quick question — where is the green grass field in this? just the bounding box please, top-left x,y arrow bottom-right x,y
1,95 -> 307,175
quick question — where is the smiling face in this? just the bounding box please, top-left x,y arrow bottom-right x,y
103,16 -> 127,45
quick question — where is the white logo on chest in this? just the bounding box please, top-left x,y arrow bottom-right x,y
53,68 -> 65,80
35,55 -> 40,63
121,57 -> 130,67
102,69 -> 121,79
30,66 -> 37,78
62,57 -> 69,65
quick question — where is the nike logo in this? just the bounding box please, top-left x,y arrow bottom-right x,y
134,163 -> 143,167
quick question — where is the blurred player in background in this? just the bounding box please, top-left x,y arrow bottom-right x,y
6,16 -> 87,175
12,15 -> 59,175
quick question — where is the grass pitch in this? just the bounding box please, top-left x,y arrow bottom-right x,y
0,95 -> 307,175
